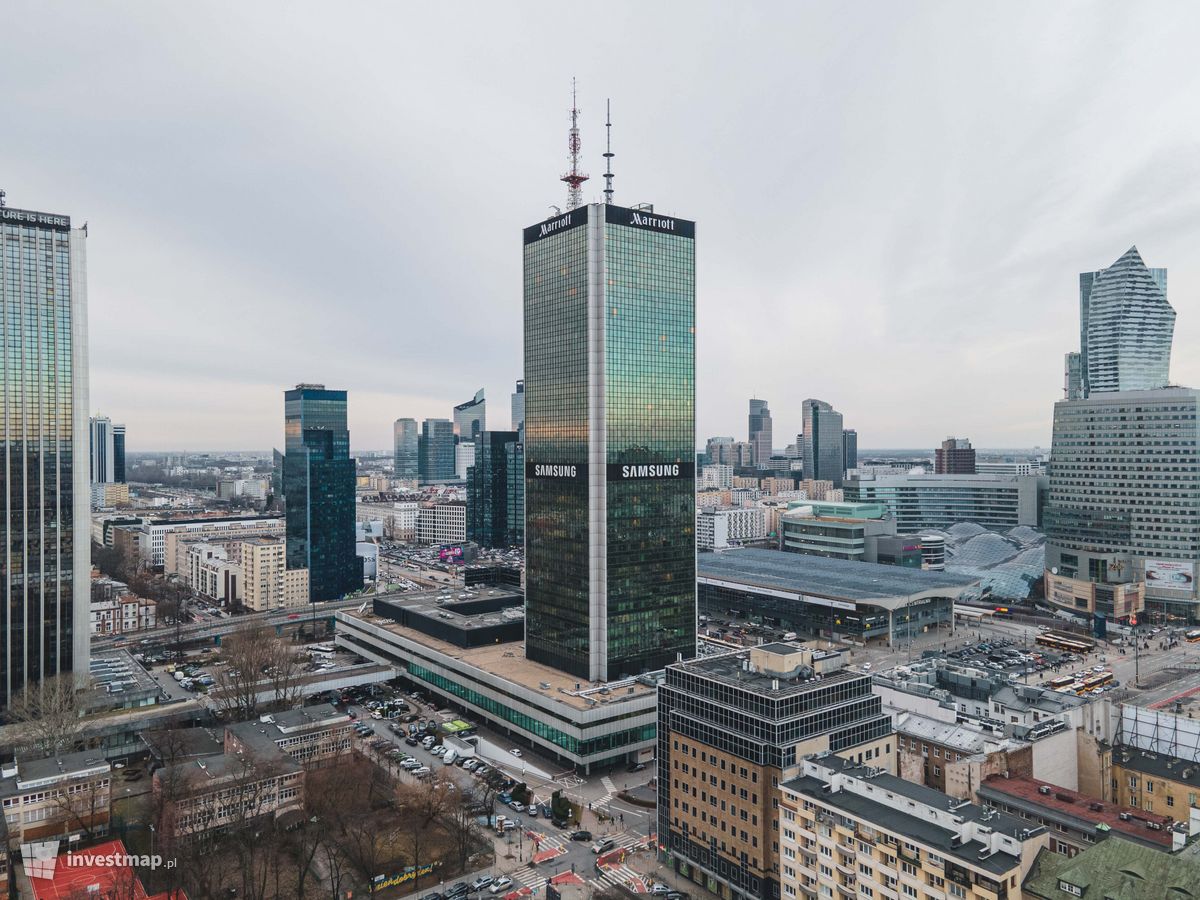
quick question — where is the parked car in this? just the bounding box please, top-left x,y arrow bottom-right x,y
489,877 -> 513,895
471,877 -> 494,892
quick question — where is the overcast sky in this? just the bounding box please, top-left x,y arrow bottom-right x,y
5,2 -> 1200,453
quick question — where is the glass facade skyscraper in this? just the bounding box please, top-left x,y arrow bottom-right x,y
418,418 -> 455,483
1079,247 -> 1173,396
511,379 -> 525,433
1,203 -> 90,706
453,388 -> 486,442
524,203 -> 696,682
89,415 -> 125,483
802,398 -> 844,487
842,428 -> 858,472
283,384 -> 361,602
748,398 -> 771,468
393,417 -> 418,481
466,430 -> 523,549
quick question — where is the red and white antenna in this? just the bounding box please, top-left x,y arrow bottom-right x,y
561,78 -> 589,210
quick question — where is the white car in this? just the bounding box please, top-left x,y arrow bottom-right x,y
509,748 -> 523,757
490,878 -> 514,894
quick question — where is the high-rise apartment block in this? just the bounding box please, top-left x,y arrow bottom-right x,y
658,643 -> 894,900
240,537 -> 309,611
935,437 -> 976,474
393,417 -> 418,481
524,202 -> 696,681
1079,247 -> 1172,397
418,418 -> 455,483
0,201 -> 90,705
802,399 -> 844,487
283,385 -> 361,602
466,430 -> 523,549
453,388 -> 486,442
748,398 -> 772,468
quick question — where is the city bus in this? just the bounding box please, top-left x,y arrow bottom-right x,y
1048,675 -> 1076,691
1187,630 -> 1200,643
1077,672 -> 1114,694
1035,631 -> 1095,655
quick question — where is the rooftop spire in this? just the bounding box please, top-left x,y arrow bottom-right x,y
560,78 -> 589,210
603,99 -> 615,204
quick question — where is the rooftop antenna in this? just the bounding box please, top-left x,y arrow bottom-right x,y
560,78 -> 589,210
603,99 -> 615,204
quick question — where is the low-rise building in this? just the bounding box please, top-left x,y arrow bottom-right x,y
780,755 -> 1047,900
89,579 -> 156,635
846,472 -> 1045,531
893,709 -> 1031,797
1111,745 -> 1200,817
697,507 -> 768,550
224,704 -> 353,767
1023,836 -> 1200,900
0,752 -> 112,851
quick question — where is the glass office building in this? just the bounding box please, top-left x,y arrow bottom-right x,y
524,203 -> 696,681
748,398 -> 771,468
453,388 -> 486,442
283,384 -> 362,602
802,398 -> 844,487
393,417 -> 418,481
418,418 -> 455,483
1,203 -> 91,706
466,430 -> 522,549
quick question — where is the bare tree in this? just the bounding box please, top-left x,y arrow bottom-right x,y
2,673 -> 89,755
212,622 -> 311,722
51,772 -> 112,840
397,773 -> 456,893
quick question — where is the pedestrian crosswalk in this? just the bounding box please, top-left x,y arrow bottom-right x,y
589,864 -> 645,892
510,865 -> 546,892
601,775 -> 617,793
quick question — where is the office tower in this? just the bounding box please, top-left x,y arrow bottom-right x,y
511,379 -> 525,433
89,416 -> 125,484
705,436 -> 733,466
524,202 -> 696,681
418,418 -> 455,483
747,398 -> 772,467
283,384 -> 362,602
392,417 -> 418,481
453,388 -> 486,442
1,201 -> 90,704
455,442 -> 475,480
1079,247 -> 1173,397
1064,351 -> 1083,400
842,427 -> 858,472
466,431 -> 522,548
271,448 -> 285,502
935,436 -> 976,474
112,423 -> 125,483
802,399 -> 844,487
1045,388 -> 1198,621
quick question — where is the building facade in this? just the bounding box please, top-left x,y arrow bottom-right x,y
523,202 -> 696,681
418,418 -> 455,483
846,473 -> 1044,531
935,437 -> 976,475
453,388 -> 486,443
511,379 -> 525,432
749,399 -> 772,469
841,429 -> 857,473
393,417 -> 419,482
283,385 -> 362,602
241,537 -> 309,611
0,752 -> 112,850
1044,388 -> 1200,621
1,202 -> 91,706
89,416 -> 126,484
802,399 -> 844,487
466,430 -> 523,549
416,502 -> 466,545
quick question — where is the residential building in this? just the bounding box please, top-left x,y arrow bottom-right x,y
1,202 -> 90,707
89,416 -> 126,484
1023,837 -> 1200,900
283,384 -> 362,602
658,643 -> 894,900
241,537 -> 309,611
1044,387 -> 1200,621
893,709 -> 1030,797
1110,745 -> 1200,817
393,417 -> 419,482
187,543 -> 241,605
701,464 -> 735,490
696,507 -> 767,550
841,428 -> 857,473
215,477 -> 269,501
1079,246 -> 1173,397
698,548 -> 976,645
780,756 -> 1047,900
802,399 -> 844,487
416,502 -> 466,545
90,482 -> 130,508
748,398 -> 772,468
796,479 -> 839,502
935,437 -> 976,475
89,580 -> 156,635
523,202 -> 696,682
846,473 -> 1044,531
418,418 -> 456,483
511,379 -> 525,432
159,516 -> 284,576
0,751 -> 112,849
453,388 -> 486,442
761,477 -> 795,496
466,431 -> 523,549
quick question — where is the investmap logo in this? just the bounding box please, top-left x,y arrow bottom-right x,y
20,841 -> 60,879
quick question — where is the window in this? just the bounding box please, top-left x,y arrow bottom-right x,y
1058,881 -> 1083,897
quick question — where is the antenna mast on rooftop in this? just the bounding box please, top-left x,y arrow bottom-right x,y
561,79 -> 589,210
603,99 -> 615,204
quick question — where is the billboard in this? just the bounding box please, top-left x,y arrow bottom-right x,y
439,545 -> 465,562
1145,559 -> 1195,588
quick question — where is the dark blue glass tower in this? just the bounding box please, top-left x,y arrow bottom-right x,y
283,384 -> 362,601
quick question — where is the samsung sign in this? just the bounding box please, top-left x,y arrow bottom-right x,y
0,207 -> 71,232
527,462 -> 694,481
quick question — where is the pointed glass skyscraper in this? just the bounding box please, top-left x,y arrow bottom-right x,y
1079,246 -> 1173,395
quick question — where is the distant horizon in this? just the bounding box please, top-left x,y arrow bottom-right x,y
126,445 -> 1048,459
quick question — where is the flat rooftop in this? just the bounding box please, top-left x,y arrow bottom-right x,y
699,547 -> 979,607
341,608 -> 658,710
670,645 -> 862,700
979,775 -> 1175,848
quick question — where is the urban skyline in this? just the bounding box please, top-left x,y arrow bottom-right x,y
7,6 -> 1200,451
